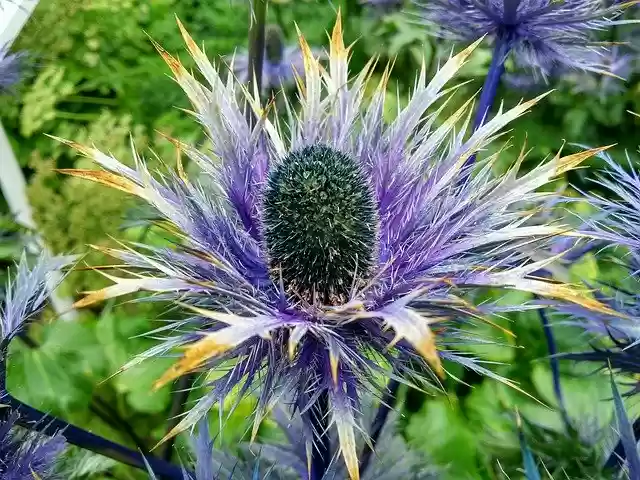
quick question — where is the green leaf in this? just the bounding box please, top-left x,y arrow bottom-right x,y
115,357 -> 174,414
530,364 -> 612,431
568,253 -> 599,284
18,348 -> 92,414
406,398 -> 482,479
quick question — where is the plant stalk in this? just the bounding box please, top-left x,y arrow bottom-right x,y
246,0 -> 268,124
464,36 -> 512,170
159,374 -> 196,461
538,309 -> 572,431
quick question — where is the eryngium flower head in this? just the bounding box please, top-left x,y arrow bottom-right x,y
263,144 -> 378,303
414,0 -> 628,75
230,24 -> 321,91
580,151 -> 640,254
0,47 -> 24,91
0,410 -> 66,479
145,421 -> 261,480
61,17 -> 614,479
1,253 -> 72,348
553,151 -> 640,392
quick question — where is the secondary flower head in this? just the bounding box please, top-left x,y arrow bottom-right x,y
0,410 -> 66,480
0,46 -> 24,91
146,421 -> 260,480
559,152 -> 640,393
60,16 -> 614,479
230,24 -> 321,91
1,253 -> 72,349
414,0 -> 629,76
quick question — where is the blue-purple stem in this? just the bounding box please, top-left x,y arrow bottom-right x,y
464,36 -> 512,170
246,0 -> 268,124
537,309 -> 572,431
0,349 -> 189,480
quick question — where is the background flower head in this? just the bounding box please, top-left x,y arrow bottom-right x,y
414,0 -> 629,76
229,24 -> 323,91
0,253 -> 73,348
0,409 -> 66,480
0,47 -> 25,92
61,16 -> 615,478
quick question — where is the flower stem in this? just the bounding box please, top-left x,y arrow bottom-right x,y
358,378 -> 401,475
538,309 -> 572,431
246,0 -> 268,124
464,36 -> 512,170
310,391 -> 331,480
159,374 -> 196,461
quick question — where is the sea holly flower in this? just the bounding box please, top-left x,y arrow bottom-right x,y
230,24 -> 322,91
0,47 -> 25,92
413,0 -> 631,156
557,155 -> 640,388
58,16 -> 615,479
0,253 -> 74,348
0,410 -> 66,480
505,46 -> 634,99
0,255 -> 69,479
144,421 -> 261,480
414,0 -> 629,76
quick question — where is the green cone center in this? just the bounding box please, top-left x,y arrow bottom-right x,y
263,144 -> 377,304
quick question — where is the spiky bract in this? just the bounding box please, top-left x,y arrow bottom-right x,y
229,25 -> 322,91
252,401 -> 439,479
414,0 -> 629,76
0,47 -> 24,91
0,253 -> 72,348
555,151 -> 640,393
61,16 -> 614,479
0,410 -> 66,480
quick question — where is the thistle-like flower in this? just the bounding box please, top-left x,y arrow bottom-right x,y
554,152 -> 640,390
0,47 -> 24,92
0,409 -> 66,480
230,24 -> 319,91
60,16 -> 615,479
414,0 -> 628,75
1,253 -> 73,348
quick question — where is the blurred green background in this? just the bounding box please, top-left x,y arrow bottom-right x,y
1,0 -> 640,478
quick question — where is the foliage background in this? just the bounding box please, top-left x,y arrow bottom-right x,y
1,0 -> 640,478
